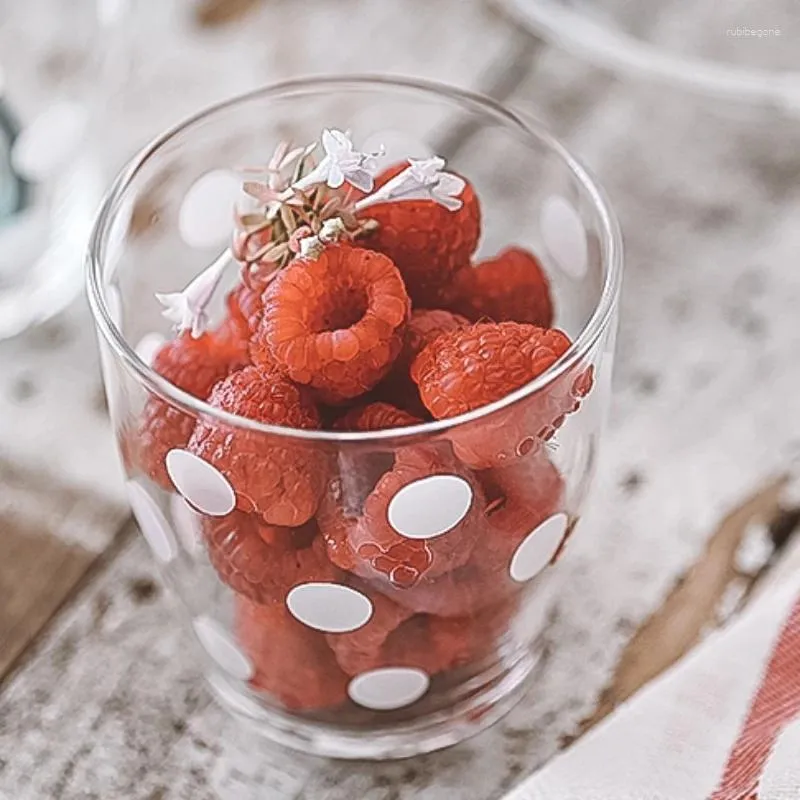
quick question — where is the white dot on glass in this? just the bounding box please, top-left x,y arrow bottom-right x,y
509,513 -> 568,583
179,169 -> 242,249
348,667 -> 430,711
193,615 -> 253,680
11,101 -> 88,182
387,475 -> 473,540
541,195 -> 587,279
170,494 -> 203,554
125,480 -> 178,563
286,583 -> 373,633
166,449 -> 235,517
135,332 -> 165,366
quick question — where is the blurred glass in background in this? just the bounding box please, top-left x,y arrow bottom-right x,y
0,0 -> 128,339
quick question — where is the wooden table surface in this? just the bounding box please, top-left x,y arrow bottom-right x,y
1,1 -> 799,798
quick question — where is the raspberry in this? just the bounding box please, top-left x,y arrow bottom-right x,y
474,451 -> 565,575
326,584 -> 414,676
445,247 -> 553,327
366,453 -> 564,618
332,602 -> 516,677
188,366 -> 326,526
377,309 -> 468,416
235,596 -> 349,711
333,401 -> 421,432
202,512 -> 334,605
138,332 -> 248,487
360,164 -> 482,307
411,322 -> 579,468
252,244 -> 410,403
227,283 -> 265,336
318,446 -> 483,588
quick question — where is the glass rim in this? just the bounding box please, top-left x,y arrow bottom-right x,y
501,0 -> 800,110
86,74 -> 622,444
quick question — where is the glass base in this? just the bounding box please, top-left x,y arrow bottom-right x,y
207,646 -> 541,760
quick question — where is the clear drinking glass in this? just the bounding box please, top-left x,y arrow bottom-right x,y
86,77 -> 622,759
0,0 -> 121,338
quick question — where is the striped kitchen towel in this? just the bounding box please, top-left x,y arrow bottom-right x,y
506,575 -> 800,800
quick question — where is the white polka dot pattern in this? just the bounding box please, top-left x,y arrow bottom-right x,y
178,169 -> 242,249
166,449 -> 235,517
125,480 -> 177,563
134,332 -> 165,366
11,101 -> 88,181
387,475 -> 473,540
509,513 -> 568,583
286,583 -> 373,633
193,615 -> 253,680
348,667 -> 430,711
169,494 -> 203,554
541,195 -> 588,279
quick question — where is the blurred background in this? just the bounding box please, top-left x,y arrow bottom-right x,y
1,1 -> 799,798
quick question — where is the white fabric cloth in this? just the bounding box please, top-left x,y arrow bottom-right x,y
505,575 -> 800,800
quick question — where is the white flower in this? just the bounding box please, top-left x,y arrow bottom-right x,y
293,129 -> 383,193
355,156 -> 466,212
318,216 -> 346,243
299,235 -> 324,259
155,250 -> 233,338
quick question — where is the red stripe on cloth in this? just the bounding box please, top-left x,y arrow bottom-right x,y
709,597 -> 800,800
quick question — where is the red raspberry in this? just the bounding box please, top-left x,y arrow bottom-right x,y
474,451 -> 565,575
235,596 -> 349,711
334,602 -> 516,677
188,366 -> 326,527
326,584 -> 414,676
333,401 -> 422,432
445,247 -> 554,327
318,446 -> 483,588
378,309 -> 469,416
202,512 -> 334,605
369,453 -> 564,618
252,244 -> 410,403
227,283 -> 265,336
411,322 -> 581,468
138,332 -> 248,487
360,163 -> 482,307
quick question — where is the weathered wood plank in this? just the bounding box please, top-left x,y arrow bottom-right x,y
0,456 -> 127,681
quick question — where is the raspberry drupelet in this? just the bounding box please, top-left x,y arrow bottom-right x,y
252,244 -> 410,404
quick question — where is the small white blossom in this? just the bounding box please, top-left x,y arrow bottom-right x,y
355,156 -> 466,212
155,250 -> 233,338
318,216 -> 346,243
299,235 -> 324,259
293,129 -> 383,193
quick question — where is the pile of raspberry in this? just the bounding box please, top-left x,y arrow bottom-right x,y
133,137 -> 591,714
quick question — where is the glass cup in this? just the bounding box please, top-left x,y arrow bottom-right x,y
0,0 -> 126,339
86,76 -> 622,759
